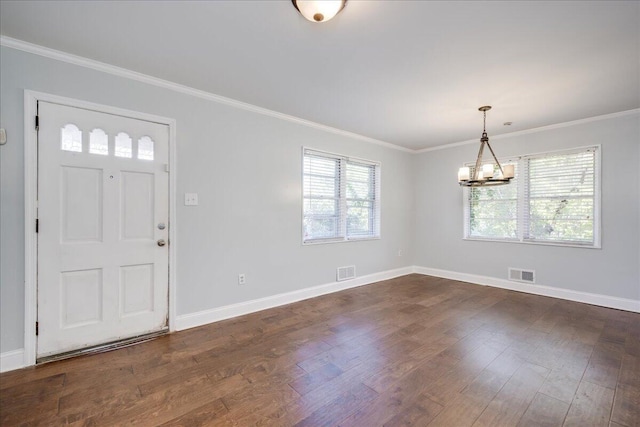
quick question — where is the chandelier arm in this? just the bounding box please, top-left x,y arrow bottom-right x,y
484,140 -> 505,175
473,141 -> 486,180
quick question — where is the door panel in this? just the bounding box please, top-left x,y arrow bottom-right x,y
61,166 -> 103,242
120,263 -> 154,316
121,171 -> 155,240
60,268 -> 103,328
37,101 -> 169,359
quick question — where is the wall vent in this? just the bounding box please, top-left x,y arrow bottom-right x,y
337,265 -> 356,282
508,268 -> 535,284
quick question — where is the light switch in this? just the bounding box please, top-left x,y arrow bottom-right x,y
184,193 -> 198,206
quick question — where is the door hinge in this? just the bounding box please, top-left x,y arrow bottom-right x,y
35,115 -> 39,131
36,218 -> 39,233
36,321 -> 39,336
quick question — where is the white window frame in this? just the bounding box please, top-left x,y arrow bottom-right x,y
302,147 -> 381,245
463,145 -> 601,248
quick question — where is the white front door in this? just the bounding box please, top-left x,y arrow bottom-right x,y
37,101 -> 169,359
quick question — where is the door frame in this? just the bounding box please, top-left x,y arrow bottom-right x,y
23,90 -> 178,366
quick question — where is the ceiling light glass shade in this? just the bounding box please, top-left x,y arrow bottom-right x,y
292,0 -> 347,23
458,106 -> 514,187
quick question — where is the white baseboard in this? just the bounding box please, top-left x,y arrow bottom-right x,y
4,265 -> 634,372
413,266 -> 640,313
175,266 -> 413,331
1,349 -> 25,373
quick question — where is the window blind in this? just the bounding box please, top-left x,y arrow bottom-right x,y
346,160 -> 379,238
303,148 -> 380,243
524,148 -> 597,244
463,146 -> 599,247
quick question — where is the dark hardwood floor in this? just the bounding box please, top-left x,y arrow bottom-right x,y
1,274 -> 639,426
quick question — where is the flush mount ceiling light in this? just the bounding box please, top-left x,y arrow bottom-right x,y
458,106 -> 514,187
292,0 -> 347,23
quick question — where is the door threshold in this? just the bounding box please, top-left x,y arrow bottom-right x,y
37,328 -> 169,364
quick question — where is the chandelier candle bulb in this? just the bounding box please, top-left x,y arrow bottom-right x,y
458,167 -> 470,181
477,170 -> 485,180
483,164 -> 495,178
503,164 -> 515,179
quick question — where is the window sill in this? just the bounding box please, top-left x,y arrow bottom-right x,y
463,236 -> 601,249
303,236 -> 381,246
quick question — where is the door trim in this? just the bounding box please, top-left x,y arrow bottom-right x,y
23,90 -> 178,367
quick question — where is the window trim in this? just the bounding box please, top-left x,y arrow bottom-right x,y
302,147 -> 381,245
462,145 -> 601,249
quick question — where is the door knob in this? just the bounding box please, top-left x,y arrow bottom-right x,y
157,239 -> 166,247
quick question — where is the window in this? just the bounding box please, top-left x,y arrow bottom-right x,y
115,132 -> 132,158
464,146 -> 600,247
303,148 -> 380,243
89,128 -> 109,155
137,136 -> 155,160
61,124 -> 82,152
467,163 -> 519,240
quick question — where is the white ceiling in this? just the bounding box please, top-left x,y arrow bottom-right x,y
1,1 -> 638,150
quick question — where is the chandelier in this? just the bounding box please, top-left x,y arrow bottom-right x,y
458,106 -> 514,187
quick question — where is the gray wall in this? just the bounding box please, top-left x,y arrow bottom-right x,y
0,46 -> 415,353
414,113 -> 640,300
2,44 -> 638,356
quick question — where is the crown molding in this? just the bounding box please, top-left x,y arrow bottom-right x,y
2,36 -> 637,155
0,36 -> 412,153
416,108 -> 640,153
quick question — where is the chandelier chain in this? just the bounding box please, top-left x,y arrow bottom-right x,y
483,109 -> 487,133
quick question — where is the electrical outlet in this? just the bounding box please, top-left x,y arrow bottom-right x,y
238,273 -> 246,285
